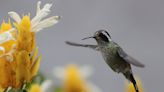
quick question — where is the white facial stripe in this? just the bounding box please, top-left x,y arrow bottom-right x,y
101,31 -> 112,41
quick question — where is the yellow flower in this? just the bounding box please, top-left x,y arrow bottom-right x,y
0,47 -> 41,89
126,78 -> 144,92
63,65 -> 88,92
8,1 -> 60,33
54,64 -> 102,92
29,84 -> 42,92
8,0 -> 60,87
8,0 -> 60,52
0,20 -> 16,55
0,0 -> 59,90
14,48 -> 41,88
0,20 -> 16,89
28,80 -> 53,92
0,17 -> 41,89
0,20 -> 12,32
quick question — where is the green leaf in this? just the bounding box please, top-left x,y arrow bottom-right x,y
54,87 -> 63,92
32,71 -> 45,84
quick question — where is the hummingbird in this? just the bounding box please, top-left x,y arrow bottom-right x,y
65,30 -> 145,92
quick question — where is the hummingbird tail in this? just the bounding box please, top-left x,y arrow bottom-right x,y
124,72 -> 139,92
130,74 -> 139,92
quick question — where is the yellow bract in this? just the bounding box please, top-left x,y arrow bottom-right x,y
0,21 -> 15,89
14,16 -> 36,52
0,20 -> 12,32
0,57 -> 13,88
126,79 -> 144,92
63,65 -> 89,92
0,16 -> 41,89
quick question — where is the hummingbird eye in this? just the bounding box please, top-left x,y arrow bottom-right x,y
94,30 -> 112,42
99,33 -> 109,42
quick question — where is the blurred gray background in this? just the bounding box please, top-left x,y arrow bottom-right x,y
0,0 -> 164,92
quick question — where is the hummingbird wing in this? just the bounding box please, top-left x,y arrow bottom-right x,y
65,41 -> 99,51
117,47 -> 145,68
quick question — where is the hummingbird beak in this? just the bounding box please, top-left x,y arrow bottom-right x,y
82,36 -> 95,40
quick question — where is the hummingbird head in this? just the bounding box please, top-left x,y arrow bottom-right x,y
82,30 -> 112,44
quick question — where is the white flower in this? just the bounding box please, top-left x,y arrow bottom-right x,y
0,28 -> 15,44
29,80 -> 54,92
0,28 -> 15,53
8,1 -> 60,33
41,80 -> 53,92
53,64 -> 102,92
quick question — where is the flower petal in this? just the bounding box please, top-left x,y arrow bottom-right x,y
32,16 -> 60,32
80,65 -> 93,78
87,82 -> 102,92
31,2 -> 52,27
0,46 -> 5,53
53,66 -> 65,79
36,1 -> 41,15
0,28 -> 15,44
41,80 -> 53,92
8,12 -> 21,23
